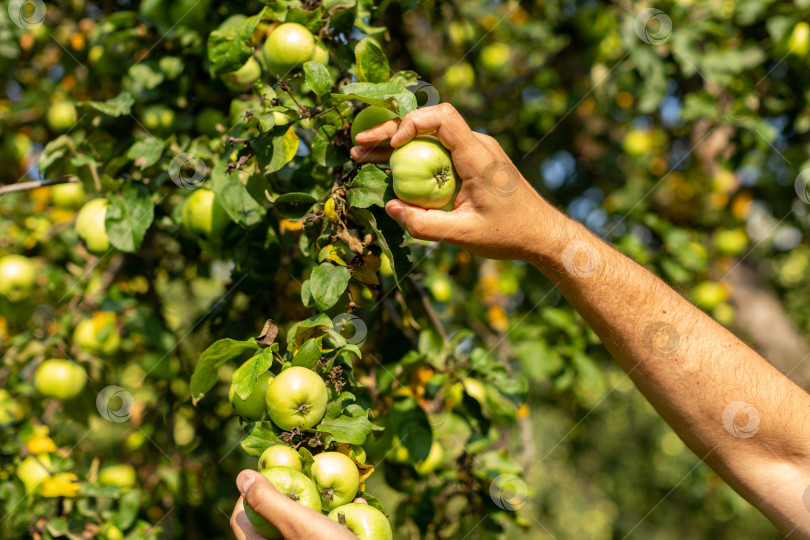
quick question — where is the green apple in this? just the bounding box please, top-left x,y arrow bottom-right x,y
265,367 -> 328,431
47,100 -> 78,132
444,61 -> 475,90
0,389 -> 24,426
181,188 -> 231,239
310,40 -> 329,65
222,56 -> 261,93
788,22 -> 810,57
50,182 -> 86,210
350,106 -> 398,146
142,104 -> 176,135
0,255 -> 36,301
229,371 -> 273,421
99,464 -> 137,487
262,22 -> 315,76
390,137 -> 457,209
479,43 -> 511,73
715,229 -> 748,255
196,108 -> 226,137
327,503 -> 393,540
73,312 -> 121,356
414,440 -> 444,476
76,198 -> 111,253
691,281 -> 727,311
258,445 -> 303,471
244,466 -> 321,539
34,359 -> 87,400
16,454 -> 51,494
309,452 -> 360,512
168,0 -> 209,28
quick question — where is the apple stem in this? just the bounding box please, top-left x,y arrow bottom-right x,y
338,512 -> 347,526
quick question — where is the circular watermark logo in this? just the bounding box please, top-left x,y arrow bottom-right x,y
642,321 -> 680,358
169,153 -> 208,189
794,169 -> 810,204
331,313 -> 368,346
406,80 -> 441,108
722,401 -> 760,438
489,474 -> 529,511
481,160 -> 522,198
96,385 -> 135,423
561,241 -> 600,279
634,8 -> 673,45
8,0 -> 46,29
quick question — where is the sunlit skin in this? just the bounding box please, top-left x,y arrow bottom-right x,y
231,103 -> 810,538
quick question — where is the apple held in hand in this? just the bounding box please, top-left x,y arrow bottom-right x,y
309,451 -> 360,512
258,445 -> 303,471
264,366 -> 328,431
244,466 -> 321,539
351,106 -> 398,146
73,312 -> 121,356
327,503 -> 393,540
76,198 -> 111,254
34,359 -> 87,400
230,371 -> 273,421
262,22 -> 315,76
0,255 -> 36,302
390,137 -> 457,209
182,188 -> 231,240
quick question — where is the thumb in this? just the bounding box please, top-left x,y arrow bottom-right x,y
236,470 -> 357,539
386,200 -> 463,243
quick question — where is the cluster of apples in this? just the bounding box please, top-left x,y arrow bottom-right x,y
229,366 -> 392,540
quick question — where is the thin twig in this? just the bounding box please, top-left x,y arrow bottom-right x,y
0,176 -> 77,195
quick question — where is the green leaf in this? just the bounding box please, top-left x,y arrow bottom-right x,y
127,138 -> 164,169
116,489 -> 140,529
315,405 -> 375,445
348,164 -> 390,208
105,183 -> 154,253
38,135 -> 75,174
273,193 -> 317,218
261,127 -> 300,173
355,38 -> 390,83
285,7 -> 323,31
349,207 -> 411,289
292,338 -> 321,369
286,313 -> 333,351
80,91 -> 134,117
211,160 -> 266,227
309,263 -> 351,311
311,125 -> 343,167
241,421 -> 281,456
206,12 -> 262,75
391,396 -> 432,461
332,82 -> 414,114
232,348 -> 275,400
303,61 -> 332,99
190,339 -> 260,404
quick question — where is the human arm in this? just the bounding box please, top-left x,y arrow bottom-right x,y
352,103 -> 810,536
230,470 -> 359,540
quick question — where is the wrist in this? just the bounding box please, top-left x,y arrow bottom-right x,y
521,203 -> 582,273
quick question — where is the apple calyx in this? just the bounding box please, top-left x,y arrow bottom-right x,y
435,167 -> 452,188
323,487 -> 335,501
296,404 -> 311,415
287,492 -> 300,501
337,512 -> 347,526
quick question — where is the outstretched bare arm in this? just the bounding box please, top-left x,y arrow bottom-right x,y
352,103 -> 810,537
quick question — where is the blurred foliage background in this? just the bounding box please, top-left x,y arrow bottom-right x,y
2,0 -> 809,538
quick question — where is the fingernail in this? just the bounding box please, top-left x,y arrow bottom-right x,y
236,471 -> 256,495
386,205 -> 405,224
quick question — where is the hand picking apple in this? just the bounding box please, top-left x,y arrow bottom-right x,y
351,103 -> 810,537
